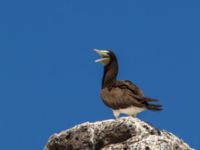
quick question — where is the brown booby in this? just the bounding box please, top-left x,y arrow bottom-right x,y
94,49 -> 162,118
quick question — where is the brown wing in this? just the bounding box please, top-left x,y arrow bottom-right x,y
116,80 -> 159,102
115,80 -> 144,97
101,80 -> 160,110
101,86 -> 145,109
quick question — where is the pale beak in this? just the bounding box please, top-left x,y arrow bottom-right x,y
94,49 -> 110,65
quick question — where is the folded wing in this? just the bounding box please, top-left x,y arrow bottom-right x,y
101,80 -> 162,111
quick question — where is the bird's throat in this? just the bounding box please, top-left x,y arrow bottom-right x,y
102,60 -> 118,88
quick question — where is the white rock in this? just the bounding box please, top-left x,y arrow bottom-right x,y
44,117 -> 193,150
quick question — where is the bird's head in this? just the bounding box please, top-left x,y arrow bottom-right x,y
94,49 -> 116,66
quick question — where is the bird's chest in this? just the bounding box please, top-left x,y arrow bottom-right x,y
101,88 -> 122,101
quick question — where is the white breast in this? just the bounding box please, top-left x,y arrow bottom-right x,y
113,106 -> 145,118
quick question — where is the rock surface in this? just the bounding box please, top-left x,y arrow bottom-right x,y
44,117 -> 193,150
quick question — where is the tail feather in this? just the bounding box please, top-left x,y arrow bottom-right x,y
143,97 -> 159,102
146,104 -> 162,111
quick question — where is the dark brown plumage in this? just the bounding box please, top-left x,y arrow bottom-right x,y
94,49 -> 162,118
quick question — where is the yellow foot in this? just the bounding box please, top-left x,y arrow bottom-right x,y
131,114 -> 137,118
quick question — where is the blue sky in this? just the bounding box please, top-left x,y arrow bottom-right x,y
0,0 -> 199,149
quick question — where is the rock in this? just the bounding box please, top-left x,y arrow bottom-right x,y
44,117 -> 193,150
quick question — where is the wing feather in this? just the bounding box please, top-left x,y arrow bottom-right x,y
101,80 -> 160,110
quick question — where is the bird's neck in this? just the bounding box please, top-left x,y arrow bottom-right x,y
102,60 -> 118,88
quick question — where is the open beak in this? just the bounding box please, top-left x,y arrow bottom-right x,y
94,49 -> 110,64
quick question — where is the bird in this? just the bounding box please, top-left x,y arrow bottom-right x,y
94,49 -> 162,119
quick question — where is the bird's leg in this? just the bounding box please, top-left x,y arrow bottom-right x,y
113,110 -> 120,119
